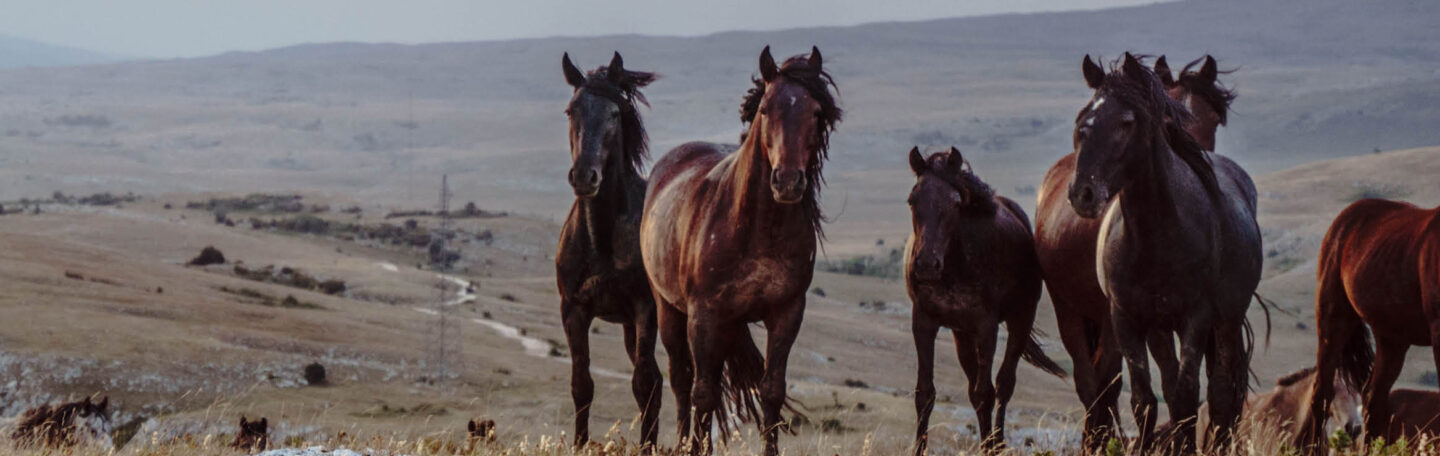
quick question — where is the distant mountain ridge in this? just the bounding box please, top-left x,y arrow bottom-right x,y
0,33 -> 113,68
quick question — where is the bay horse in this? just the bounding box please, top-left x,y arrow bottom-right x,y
1297,198 -> 1440,454
8,396 -> 112,450
905,147 -> 1067,454
1033,53 -> 1236,451
556,51 -> 663,448
640,46 -> 840,456
1068,53 -> 1262,454
230,416 -> 269,452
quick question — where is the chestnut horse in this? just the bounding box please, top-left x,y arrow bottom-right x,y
1067,53 -> 1262,454
556,51 -> 663,448
1156,366 -> 1362,448
641,46 -> 840,456
1298,199 -> 1440,454
1034,54 -> 1236,450
905,147 -> 1067,454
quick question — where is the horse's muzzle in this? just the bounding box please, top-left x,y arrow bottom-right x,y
569,167 -> 601,198
1068,181 -> 1107,219
771,169 -> 805,204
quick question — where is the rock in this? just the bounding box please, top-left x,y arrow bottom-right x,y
304,362 -> 327,385
188,246 -> 226,266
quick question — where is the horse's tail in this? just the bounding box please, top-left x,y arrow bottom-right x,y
1023,332 -> 1068,379
715,329 -> 806,441
1338,322 -> 1374,393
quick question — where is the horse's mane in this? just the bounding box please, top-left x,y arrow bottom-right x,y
572,66 -> 656,176
1178,56 -> 1237,125
10,398 -> 104,446
921,149 -> 998,215
738,55 -> 843,237
1276,366 -> 1318,387
1080,54 -> 1221,198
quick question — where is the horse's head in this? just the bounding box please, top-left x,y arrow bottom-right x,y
906,147 -> 997,282
1069,52 -> 1190,218
1167,55 -> 1235,151
468,418 -> 496,442
743,46 -> 841,204
232,416 -> 269,452
561,51 -> 654,198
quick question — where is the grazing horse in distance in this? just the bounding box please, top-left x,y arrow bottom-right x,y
904,147 -> 1067,454
1033,53 -> 1237,451
556,51 -> 663,449
8,396 -> 112,450
1297,198 -> 1440,454
640,45 -> 840,456
1156,366 -> 1362,448
230,416 -> 269,452
1068,52 -> 1262,454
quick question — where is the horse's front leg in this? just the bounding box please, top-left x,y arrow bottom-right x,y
911,308 -> 941,456
561,301 -> 595,447
1111,308 -> 1158,454
760,299 -> 805,456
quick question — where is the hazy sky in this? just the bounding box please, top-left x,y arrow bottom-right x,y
1,0 -> 1158,58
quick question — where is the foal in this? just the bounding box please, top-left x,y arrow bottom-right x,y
906,147 -> 1066,454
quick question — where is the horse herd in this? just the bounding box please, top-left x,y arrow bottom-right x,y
4,46 -> 1437,456
554,46 -> 1440,456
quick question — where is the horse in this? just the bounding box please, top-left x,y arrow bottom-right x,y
1155,55 -> 1235,152
230,416 -> 269,452
1156,366 -> 1362,447
1297,198 -> 1440,454
467,418 -> 497,447
556,51 -> 663,449
1385,389 -> 1440,441
905,147 -> 1067,454
1033,53 -> 1236,451
1067,52 -> 1262,454
7,396 -> 112,450
640,45 -> 840,456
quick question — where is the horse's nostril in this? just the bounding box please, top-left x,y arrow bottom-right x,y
1077,185 -> 1095,205
586,169 -> 599,185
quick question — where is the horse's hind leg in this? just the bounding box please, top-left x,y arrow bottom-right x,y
658,300 -> 693,450
1204,320 -> 1248,453
1052,297 -> 1104,448
964,322 -> 1000,451
627,302 -> 663,450
562,302 -> 595,447
1112,310 -> 1159,454
912,309 -> 941,456
1364,336 -> 1408,444
995,311 -> 1033,450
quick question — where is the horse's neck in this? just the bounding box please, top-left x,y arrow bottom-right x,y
721,140 -> 813,246
1117,136 -> 1216,258
577,153 -> 644,257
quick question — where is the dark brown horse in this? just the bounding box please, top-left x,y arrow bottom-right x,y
556,51 -> 663,448
1033,53 -> 1236,451
9,396 -> 112,449
230,416 -> 269,452
640,46 -> 840,456
1297,199 -> 1440,453
1068,53 -> 1262,454
905,147 -> 1066,454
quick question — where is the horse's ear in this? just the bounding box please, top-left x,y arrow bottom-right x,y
1199,55 -> 1219,82
259,418 -> 267,428
468,420 -> 476,432
1154,55 -> 1175,87
562,53 -> 585,88
1120,52 -> 1146,80
908,147 -> 926,177
808,46 -> 822,69
97,396 -> 108,411
1082,55 -> 1105,89
607,51 -> 625,84
240,416 -> 248,427
759,45 -> 778,82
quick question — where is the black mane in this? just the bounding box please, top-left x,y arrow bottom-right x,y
739,54 -> 843,238
571,66 -> 656,176
1179,56 -> 1238,125
1276,366 -> 1317,387
921,149 -> 998,215
1082,55 -> 1220,199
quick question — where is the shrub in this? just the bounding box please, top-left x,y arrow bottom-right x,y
189,246 -> 226,266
